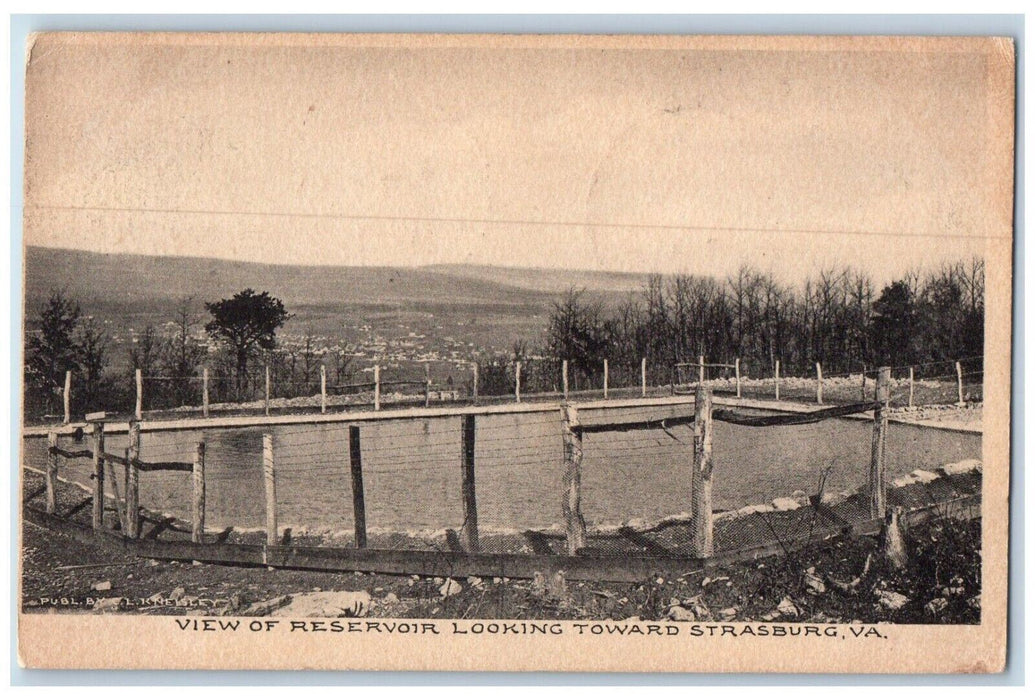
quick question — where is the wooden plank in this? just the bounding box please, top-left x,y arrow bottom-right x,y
561,404 -> 587,555
91,424 -> 105,530
460,414 -> 479,552
373,364 -> 381,411
320,365 -> 327,414
515,361 -> 522,403
691,385 -> 714,558
135,369 -> 143,420
46,432 -> 58,514
576,415 -> 695,434
472,362 -> 479,403
349,425 -> 367,549
192,440 -> 206,543
263,433 -> 277,547
735,358 -> 741,398
774,360 -> 781,401
126,421 -> 141,538
641,357 -> 647,397
908,366 -> 915,408
603,359 -> 609,399
869,367 -> 891,519
698,355 -> 705,384
424,362 -> 431,408
816,362 -> 823,405
264,365 -> 271,416
63,371 -> 71,424
202,367 -> 210,418
562,360 -> 569,399
956,361 -> 965,405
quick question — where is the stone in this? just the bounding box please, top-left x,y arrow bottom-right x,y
941,459 -> 982,476
771,497 -> 802,511
383,592 -> 400,605
717,607 -> 738,621
169,587 -> 186,600
270,591 -> 372,618
776,597 -> 799,617
240,594 -> 293,617
92,597 -> 125,613
925,598 -> 949,616
467,576 -> 484,589
667,605 -> 695,622
439,578 -> 462,598
92,581 -> 112,592
876,590 -> 910,610
803,571 -> 826,595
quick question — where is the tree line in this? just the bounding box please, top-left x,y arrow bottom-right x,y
23,288 -> 356,420
480,257 -> 985,395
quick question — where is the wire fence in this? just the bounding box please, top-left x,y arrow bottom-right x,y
24,379 -> 982,562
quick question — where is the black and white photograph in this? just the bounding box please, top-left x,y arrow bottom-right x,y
17,32 -> 1014,672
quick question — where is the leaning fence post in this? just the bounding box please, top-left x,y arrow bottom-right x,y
869,367 -> 891,520
373,364 -> 381,411
562,360 -> 569,399
263,433 -> 277,547
735,358 -> 741,398
264,365 -> 271,416
192,440 -> 206,543
774,360 -> 781,401
956,361 -> 965,405
603,359 -> 609,399
63,371 -> 71,424
125,421 -> 141,538
202,367 -> 210,418
561,403 -> 587,555
515,361 -> 522,403
908,366 -> 915,408
816,362 -> 824,404
134,369 -> 143,420
348,425 -> 367,548
91,423 -> 105,530
691,384 -> 714,558
320,365 -> 327,414
460,414 -> 480,552
46,431 -> 58,514
471,362 -> 479,403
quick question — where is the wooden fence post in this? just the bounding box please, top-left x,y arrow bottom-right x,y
373,364 -> 381,411
603,359 -> 609,399
562,360 -> 569,399
134,369 -> 143,420
698,355 -> 705,384
202,367 -> 210,418
192,440 -> 206,543
691,384 -> 714,558
460,414 -> 479,552
861,367 -> 867,400
425,362 -> 432,408
91,423 -> 105,530
263,433 -> 277,547
774,360 -> 781,401
735,358 -> 741,398
320,365 -> 327,414
515,361 -> 522,403
349,425 -> 367,548
908,366 -> 915,408
869,367 -> 891,520
956,361 -> 965,405
472,362 -> 479,403
46,431 -> 58,514
816,362 -> 824,405
125,420 -> 140,538
63,371 -> 71,424
641,357 -> 647,397
561,403 -> 587,555
264,365 -> 271,416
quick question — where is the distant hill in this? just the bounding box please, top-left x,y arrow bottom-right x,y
24,247 -> 647,311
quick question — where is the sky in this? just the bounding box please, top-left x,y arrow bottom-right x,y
22,34 -> 1014,284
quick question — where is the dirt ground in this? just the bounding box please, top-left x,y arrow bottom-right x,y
21,510 -> 981,624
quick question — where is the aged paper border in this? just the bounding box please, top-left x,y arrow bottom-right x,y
16,31 -> 1015,673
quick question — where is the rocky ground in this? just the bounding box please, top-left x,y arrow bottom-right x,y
21,508 -> 981,624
